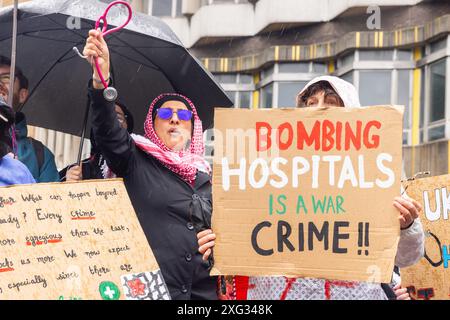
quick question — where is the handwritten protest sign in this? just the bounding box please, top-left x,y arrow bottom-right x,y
0,179 -> 170,300
402,174 -> 450,300
211,106 -> 403,283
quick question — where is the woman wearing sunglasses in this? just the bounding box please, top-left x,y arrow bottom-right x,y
83,30 -> 216,300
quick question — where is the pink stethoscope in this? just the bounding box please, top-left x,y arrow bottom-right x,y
74,1 -> 132,101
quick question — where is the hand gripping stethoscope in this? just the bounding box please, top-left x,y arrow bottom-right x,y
74,1 -> 132,101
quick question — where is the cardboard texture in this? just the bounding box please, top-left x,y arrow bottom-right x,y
402,174 -> 450,300
211,106 -> 403,283
0,179 -> 169,300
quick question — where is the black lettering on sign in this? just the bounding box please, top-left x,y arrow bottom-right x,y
0,258 -> 14,269
21,194 -> 42,203
63,249 -> 77,258
0,215 -> 20,229
251,220 -> 351,256
0,197 -> 16,208
308,221 -> 329,251
120,264 -> 133,273
36,209 -> 63,224
251,221 -> 274,256
70,229 -> 89,238
56,271 -> 79,281
84,250 -> 100,259
36,255 -> 55,264
333,221 -> 349,254
88,265 -> 110,277
0,238 -> 15,246
95,188 -> 118,200
25,233 -> 63,246
49,195 -> 62,201
67,192 -> 91,201
108,245 -> 130,255
20,259 -> 31,265
277,221 -> 295,252
8,275 -> 47,292
111,225 -> 125,232
93,228 -> 104,235
70,210 -> 96,220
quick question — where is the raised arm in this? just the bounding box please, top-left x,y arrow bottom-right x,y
84,29 -> 135,176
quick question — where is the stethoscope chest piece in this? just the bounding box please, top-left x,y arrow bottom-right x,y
103,87 -> 118,102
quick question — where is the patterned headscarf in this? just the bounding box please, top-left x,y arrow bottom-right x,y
131,93 -> 211,184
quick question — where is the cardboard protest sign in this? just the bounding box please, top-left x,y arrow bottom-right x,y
211,106 -> 403,283
0,179 -> 170,300
402,174 -> 450,300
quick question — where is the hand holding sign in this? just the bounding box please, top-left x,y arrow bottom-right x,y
393,196 -> 422,229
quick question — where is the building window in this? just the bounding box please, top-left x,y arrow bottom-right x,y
261,84 -> 273,108
429,59 -> 446,123
225,91 -> 237,105
151,0 -> 172,16
337,52 -> 354,68
428,125 -> 445,141
397,70 -> 411,130
279,63 -> 309,73
396,50 -> 412,61
150,0 -> 183,17
430,38 -> 447,54
359,70 -> 392,106
261,66 -> 274,79
341,71 -> 354,84
238,92 -> 252,108
312,62 -> 327,74
359,50 -> 394,61
215,74 -> 237,84
278,82 -> 307,108
239,74 -> 253,84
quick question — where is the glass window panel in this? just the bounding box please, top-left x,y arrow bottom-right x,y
152,0 -> 172,16
430,38 -> 447,54
420,67 -> 425,128
359,70 -> 392,106
278,82 -> 307,108
338,52 -> 354,68
428,125 -> 445,141
239,74 -> 253,84
279,63 -> 309,73
312,62 -> 328,74
359,50 -> 394,61
214,74 -> 237,84
403,131 -> 409,145
429,59 -> 446,122
261,66 -> 274,79
225,91 -> 237,105
340,72 -> 353,84
238,91 -> 251,108
176,0 -> 183,16
397,50 -> 412,61
261,84 -> 273,108
397,70 -> 411,129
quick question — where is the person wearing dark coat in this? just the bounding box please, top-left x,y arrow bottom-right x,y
83,29 -> 217,300
59,100 -> 134,181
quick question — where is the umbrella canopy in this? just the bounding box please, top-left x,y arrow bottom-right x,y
0,0 -> 233,135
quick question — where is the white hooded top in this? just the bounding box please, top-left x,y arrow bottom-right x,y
297,75 -> 361,108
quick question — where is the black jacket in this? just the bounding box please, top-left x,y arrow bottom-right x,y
89,86 -> 217,300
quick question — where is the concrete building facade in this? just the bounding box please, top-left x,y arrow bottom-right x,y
1,0 -> 449,179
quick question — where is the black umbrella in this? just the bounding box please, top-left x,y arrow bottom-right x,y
0,0 -> 233,139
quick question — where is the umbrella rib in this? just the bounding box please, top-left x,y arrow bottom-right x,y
18,43 -> 83,113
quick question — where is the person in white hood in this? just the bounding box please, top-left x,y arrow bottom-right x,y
198,76 -> 424,300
